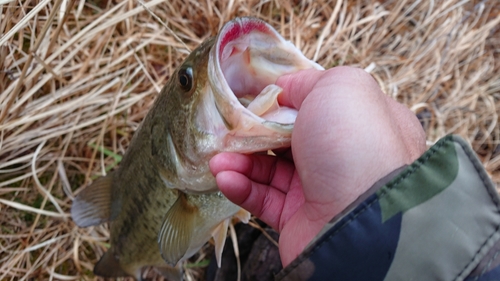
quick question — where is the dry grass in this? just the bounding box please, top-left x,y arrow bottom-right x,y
0,0 -> 499,280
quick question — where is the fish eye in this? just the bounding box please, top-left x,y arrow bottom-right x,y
178,67 -> 193,91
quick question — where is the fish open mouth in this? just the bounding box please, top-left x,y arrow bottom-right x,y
213,17 -> 323,125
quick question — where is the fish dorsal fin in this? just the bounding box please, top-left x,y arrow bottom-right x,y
93,248 -> 129,278
71,172 -> 116,227
158,192 -> 198,266
211,218 -> 229,268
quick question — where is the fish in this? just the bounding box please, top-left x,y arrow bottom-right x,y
71,17 -> 323,281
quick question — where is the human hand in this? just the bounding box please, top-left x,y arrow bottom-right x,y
209,66 -> 426,266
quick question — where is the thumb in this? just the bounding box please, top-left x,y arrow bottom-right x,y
276,68 -> 323,110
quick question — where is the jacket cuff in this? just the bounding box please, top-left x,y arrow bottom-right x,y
276,135 -> 500,281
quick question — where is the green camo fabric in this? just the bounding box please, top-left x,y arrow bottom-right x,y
377,135 -> 459,222
382,135 -> 500,280
277,135 -> 500,281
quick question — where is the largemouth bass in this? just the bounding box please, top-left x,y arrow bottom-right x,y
71,17 -> 323,281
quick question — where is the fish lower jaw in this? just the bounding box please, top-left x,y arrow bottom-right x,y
220,134 -> 292,154
158,167 -> 220,194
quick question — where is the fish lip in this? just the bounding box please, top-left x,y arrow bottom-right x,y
216,17 -> 278,61
209,17 -> 289,125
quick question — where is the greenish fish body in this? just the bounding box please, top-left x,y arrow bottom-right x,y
71,17 -> 323,281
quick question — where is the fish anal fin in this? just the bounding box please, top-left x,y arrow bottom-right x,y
211,219 -> 229,268
158,192 -> 198,266
93,248 -> 129,278
155,264 -> 184,281
71,172 -> 116,227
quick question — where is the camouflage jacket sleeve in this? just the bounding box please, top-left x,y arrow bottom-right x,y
276,135 -> 500,281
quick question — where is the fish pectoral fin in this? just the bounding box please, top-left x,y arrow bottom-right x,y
93,248 -> 129,278
71,172 -> 116,227
158,192 -> 198,266
211,219 -> 230,268
155,264 -> 184,281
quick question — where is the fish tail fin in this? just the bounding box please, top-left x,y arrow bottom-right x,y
93,248 -> 130,279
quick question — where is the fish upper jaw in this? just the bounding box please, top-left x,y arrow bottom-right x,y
201,17 -> 323,153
